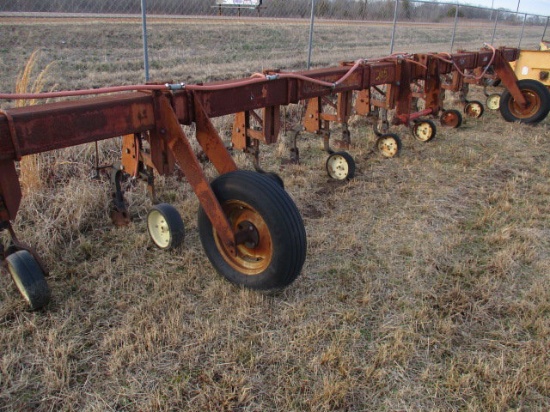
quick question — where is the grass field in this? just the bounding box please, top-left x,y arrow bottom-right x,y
0,16 -> 549,411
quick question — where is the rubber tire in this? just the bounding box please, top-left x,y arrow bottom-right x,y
376,133 -> 402,158
499,79 -> 550,124
147,203 -> 185,250
412,119 -> 437,142
5,250 -> 51,310
326,151 -> 356,180
265,172 -> 284,189
198,170 -> 306,291
464,100 -> 485,118
439,109 -> 462,128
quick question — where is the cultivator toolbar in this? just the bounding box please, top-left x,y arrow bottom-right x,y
1,45 -> 547,310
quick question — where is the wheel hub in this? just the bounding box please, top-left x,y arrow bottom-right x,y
327,154 -> 349,180
378,137 -> 398,157
486,94 -> 501,110
215,200 -> 273,275
148,210 -> 171,248
465,104 -> 482,117
414,122 -> 433,141
235,220 -> 260,249
441,112 -> 459,128
510,90 -> 541,118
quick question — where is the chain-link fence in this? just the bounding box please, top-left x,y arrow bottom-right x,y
0,0 -> 548,94
3,0 -> 547,22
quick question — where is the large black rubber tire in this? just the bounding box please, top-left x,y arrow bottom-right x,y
264,172 -> 285,189
147,203 -> 185,250
5,250 -> 51,310
499,79 -> 550,124
198,170 -> 307,291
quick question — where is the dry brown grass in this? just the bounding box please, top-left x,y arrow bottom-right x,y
14,50 -> 57,192
1,17 -> 549,412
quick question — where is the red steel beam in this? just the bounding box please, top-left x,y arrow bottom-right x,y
0,93 -> 156,161
1,48 -> 520,163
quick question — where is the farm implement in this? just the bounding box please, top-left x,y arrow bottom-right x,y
1,45 -> 545,310
492,39 -> 550,121
459,39 -> 550,121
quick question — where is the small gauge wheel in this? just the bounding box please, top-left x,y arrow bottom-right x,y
411,119 -> 437,142
147,203 -> 185,250
486,94 -> 501,110
5,250 -> 51,310
464,100 -> 485,118
439,109 -> 463,128
326,151 -> 355,180
376,134 -> 402,158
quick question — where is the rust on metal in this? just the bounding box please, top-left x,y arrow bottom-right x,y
0,93 -> 155,161
0,109 -> 22,161
261,106 -> 280,144
194,95 -> 238,175
492,50 -> 527,107
0,160 -> 21,221
354,89 -> 371,116
0,47 -> 523,232
121,134 -> 140,177
303,97 -> 321,133
153,94 -> 237,255
232,111 -> 248,151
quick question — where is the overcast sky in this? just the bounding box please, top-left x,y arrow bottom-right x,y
457,0 -> 549,15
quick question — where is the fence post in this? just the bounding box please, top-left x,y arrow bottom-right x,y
518,13 -> 527,48
141,0 -> 150,81
542,16 -> 549,41
491,10 -> 499,45
307,0 -> 316,69
450,3 -> 459,53
389,0 -> 399,54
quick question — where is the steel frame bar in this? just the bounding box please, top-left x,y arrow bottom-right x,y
300,48 -> 521,139
0,47 -> 521,234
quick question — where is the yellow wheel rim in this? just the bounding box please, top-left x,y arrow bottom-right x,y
327,154 -> 350,180
414,122 -> 434,141
148,210 -> 172,249
377,136 -> 399,157
213,200 -> 273,276
486,94 -> 501,110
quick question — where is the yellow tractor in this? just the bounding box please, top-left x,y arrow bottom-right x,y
486,40 -> 550,123
512,40 -> 550,86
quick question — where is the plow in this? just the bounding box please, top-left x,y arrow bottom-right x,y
1,45 -> 549,310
